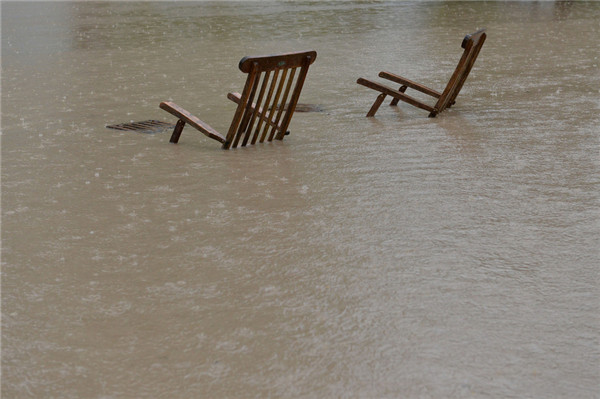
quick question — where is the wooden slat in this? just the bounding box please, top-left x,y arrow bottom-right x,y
230,63 -> 260,149
252,68 -> 279,144
242,70 -> 271,146
276,54 -> 313,140
268,67 -> 297,141
261,68 -> 288,142
234,80 -> 260,147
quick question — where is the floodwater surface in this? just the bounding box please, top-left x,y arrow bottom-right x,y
2,1 -> 599,398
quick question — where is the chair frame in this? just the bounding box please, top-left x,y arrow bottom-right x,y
160,50 -> 317,149
357,29 -> 486,118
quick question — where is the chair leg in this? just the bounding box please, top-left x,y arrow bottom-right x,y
367,93 -> 387,117
170,119 -> 186,143
390,86 -> 407,106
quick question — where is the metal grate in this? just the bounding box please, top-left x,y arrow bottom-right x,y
294,103 -> 324,113
106,120 -> 175,134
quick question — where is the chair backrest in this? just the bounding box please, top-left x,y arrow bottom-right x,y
434,29 -> 486,115
223,50 -> 317,149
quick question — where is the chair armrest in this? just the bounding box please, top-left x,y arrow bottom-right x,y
378,71 -> 442,98
227,92 -> 243,105
357,78 -> 436,113
227,92 -> 242,104
159,102 -> 225,143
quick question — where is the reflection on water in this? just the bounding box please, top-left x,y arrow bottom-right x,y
2,1 -> 599,398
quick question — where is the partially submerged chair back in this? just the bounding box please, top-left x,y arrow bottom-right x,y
160,50 -> 317,149
356,29 -> 486,118
434,29 -> 486,114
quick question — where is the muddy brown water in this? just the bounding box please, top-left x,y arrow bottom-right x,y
2,1 -> 599,398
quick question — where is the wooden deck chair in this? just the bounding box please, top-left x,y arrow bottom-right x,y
356,29 -> 486,118
160,50 -> 317,149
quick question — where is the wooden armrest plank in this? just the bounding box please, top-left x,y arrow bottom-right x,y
357,78 -> 435,113
227,92 -> 243,104
378,72 -> 442,98
227,92 -> 242,104
160,101 -> 225,143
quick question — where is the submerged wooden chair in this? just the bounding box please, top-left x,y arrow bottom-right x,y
160,50 -> 316,149
357,29 -> 486,118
